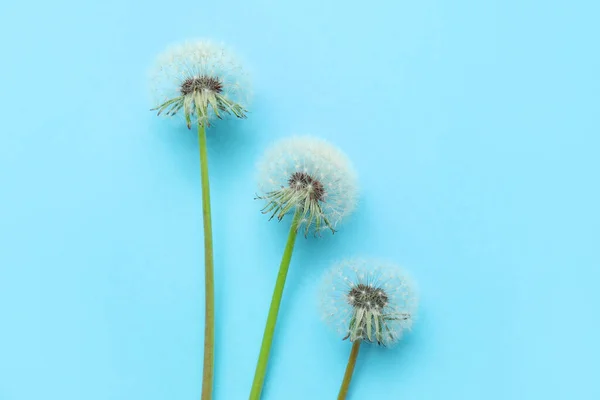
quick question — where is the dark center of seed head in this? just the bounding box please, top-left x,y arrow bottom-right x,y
288,172 -> 325,202
348,284 -> 388,310
180,75 -> 223,95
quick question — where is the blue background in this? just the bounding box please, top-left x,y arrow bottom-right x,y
1,0 -> 598,399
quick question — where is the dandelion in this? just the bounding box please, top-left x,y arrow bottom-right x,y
249,137 -> 358,399
150,40 -> 250,128
256,136 -> 358,236
149,39 -> 250,400
319,258 -> 418,399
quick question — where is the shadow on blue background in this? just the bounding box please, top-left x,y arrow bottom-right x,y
1,0 -> 598,399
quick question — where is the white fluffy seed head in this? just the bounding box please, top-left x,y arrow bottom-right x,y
149,39 -> 251,127
256,136 -> 358,236
319,258 -> 418,346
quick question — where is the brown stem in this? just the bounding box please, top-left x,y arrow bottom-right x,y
198,122 -> 215,400
337,340 -> 361,400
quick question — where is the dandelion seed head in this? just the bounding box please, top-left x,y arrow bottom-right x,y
256,136 -> 358,236
319,258 -> 418,346
149,40 -> 251,128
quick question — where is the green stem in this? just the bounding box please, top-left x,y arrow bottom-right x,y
249,211 -> 301,399
198,123 -> 215,400
337,340 -> 361,400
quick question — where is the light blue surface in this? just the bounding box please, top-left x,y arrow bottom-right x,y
1,1 -> 599,399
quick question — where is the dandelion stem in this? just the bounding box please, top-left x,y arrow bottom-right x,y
337,340 -> 361,400
198,122 -> 215,400
249,210 -> 301,400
